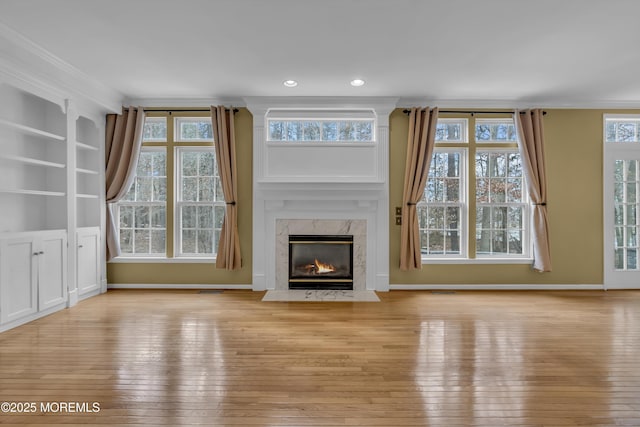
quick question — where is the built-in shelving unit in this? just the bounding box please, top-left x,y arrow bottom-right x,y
0,77 -> 107,329
0,24 -> 117,331
0,189 -> 67,197
0,154 -> 66,169
0,117 -> 66,141
75,115 -> 101,228
75,141 -> 99,151
0,83 -> 67,232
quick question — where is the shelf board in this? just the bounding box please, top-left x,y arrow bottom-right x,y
76,193 -> 99,199
0,118 -> 66,141
76,167 -> 99,175
0,154 -> 65,169
0,189 -> 66,197
76,141 -> 99,151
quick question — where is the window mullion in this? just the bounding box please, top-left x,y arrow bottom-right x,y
166,119 -> 175,258
468,117 -> 476,259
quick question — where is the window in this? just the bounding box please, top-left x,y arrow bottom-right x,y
419,150 -> 465,256
435,118 -> 467,142
142,117 -> 168,142
417,117 -> 530,261
475,118 -> 517,142
115,113 -> 222,259
603,114 -> 640,287
605,117 -> 640,143
175,117 -> 213,142
606,116 -> 640,271
475,150 -> 526,256
118,149 -> 167,255
267,119 -> 374,142
176,149 -> 224,257
614,159 -> 639,270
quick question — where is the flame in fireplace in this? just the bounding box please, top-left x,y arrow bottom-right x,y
314,258 -> 336,274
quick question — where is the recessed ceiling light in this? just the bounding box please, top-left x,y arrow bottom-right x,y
283,80 -> 298,87
350,79 -> 365,87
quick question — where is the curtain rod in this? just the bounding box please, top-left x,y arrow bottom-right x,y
143,108 -> 239,113
402,109 -> 546,116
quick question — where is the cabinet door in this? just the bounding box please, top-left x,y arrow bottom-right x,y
0,236 -> 38,324
38,233 -> 67,310
77,228 -> 100,297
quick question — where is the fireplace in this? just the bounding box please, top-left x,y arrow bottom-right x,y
288,235 -> 354,290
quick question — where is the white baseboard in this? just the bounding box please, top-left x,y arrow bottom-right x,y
604,284 -> 640,290
0,302 -> 67,333
107,283 -> 253,290
108,283 -> 614,291
107,283 -> 620,291
390,283 -> 606,290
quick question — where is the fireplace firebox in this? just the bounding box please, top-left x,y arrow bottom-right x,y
288,235 -> 354,290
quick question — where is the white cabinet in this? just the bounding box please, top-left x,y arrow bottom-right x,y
77,227 -> 100,299
39,232 -> 68,310
0,230 -> 67,330
0,235 -> 37,324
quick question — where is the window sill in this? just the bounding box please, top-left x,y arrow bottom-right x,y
422,257 -> 533,265
109,257 -> 216,264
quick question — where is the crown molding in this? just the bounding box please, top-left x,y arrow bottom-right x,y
397,97 -> 640,110
125,97 -> 246,108
0,56 -> 67,109
0,21 -> 123,113
243,96 -> 399,117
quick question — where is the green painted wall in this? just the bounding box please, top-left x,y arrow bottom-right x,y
389,108 -> 637,285
106,108 -> 253,284
108,107 -> 636,286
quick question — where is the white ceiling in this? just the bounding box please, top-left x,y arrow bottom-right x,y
2,0 -> 640,107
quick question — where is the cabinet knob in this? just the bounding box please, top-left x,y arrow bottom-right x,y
78,245 -> 84,248
38,251 -> 44,255
33,252 -> 39,256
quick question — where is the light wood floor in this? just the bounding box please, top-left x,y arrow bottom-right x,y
1,289 -> 639,426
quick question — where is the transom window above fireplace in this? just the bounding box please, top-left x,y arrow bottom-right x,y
265,109 -> 376,144
268,119 -> 374,142
251,101 -> 391,183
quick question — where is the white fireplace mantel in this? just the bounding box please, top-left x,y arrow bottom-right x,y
245,97 -> 398,293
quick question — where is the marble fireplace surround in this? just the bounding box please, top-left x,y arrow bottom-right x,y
256,195 -> 387,302
276,219 -> 366,291
261,219 -> 379,301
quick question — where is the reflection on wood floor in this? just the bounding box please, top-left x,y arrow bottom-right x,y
1,289 -> 639,426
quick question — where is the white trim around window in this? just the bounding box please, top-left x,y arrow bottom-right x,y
174,146 -> 224,259
474,147 -> 531,261
115,146 -> 167,258
418,147 -> 469,260
419,118 -> 534,264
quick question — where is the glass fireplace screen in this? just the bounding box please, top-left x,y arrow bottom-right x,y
288,234 -> 354,290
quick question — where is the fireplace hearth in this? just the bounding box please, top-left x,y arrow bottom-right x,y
288,235 -> 354,290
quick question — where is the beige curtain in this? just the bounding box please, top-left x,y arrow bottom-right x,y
211,106 -> 241,270
400,107 -> 439,270
105,107 -> 145,260
515,109 -> 552,272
